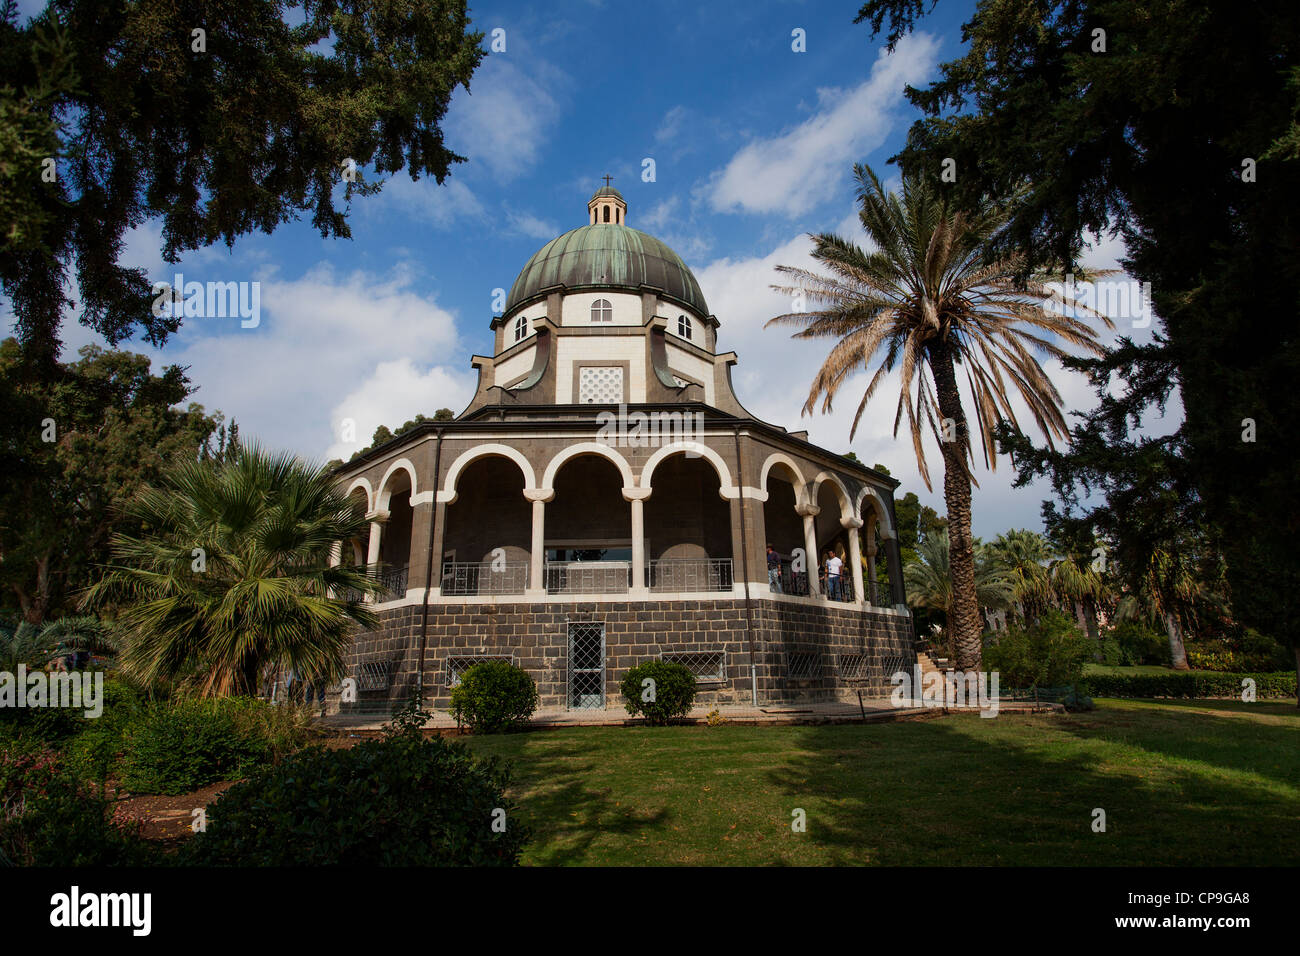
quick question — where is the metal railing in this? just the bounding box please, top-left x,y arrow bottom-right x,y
544,560 -> 631,594
376,564 -> 409,602
440,561 -> 529,596
821,572 -> 855,603
768,563 -> 810,596
646,558 -> 733,593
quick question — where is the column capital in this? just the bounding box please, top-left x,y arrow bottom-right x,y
364,510 -> 390,524
622,486 -> 652,502
523,487 -> 555,503
840,516 -> 864,529
795,503 -> 820,518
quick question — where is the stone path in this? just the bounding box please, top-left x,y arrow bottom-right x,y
322,695 -> 1061,732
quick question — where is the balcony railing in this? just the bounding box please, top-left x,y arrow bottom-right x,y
769,563 -> 810,597
821,572 -> 855,603
544,560 -> 631,594
441,561 -> 529,596
376,564 -> 409,602
646,558 -> 733,593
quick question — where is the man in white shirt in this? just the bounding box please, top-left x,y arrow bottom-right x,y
825,551 -> 844,600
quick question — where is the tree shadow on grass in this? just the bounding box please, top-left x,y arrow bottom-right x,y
764,713 -> 1300,866
1056,699 -> 1300,789
463,731 -> 670,866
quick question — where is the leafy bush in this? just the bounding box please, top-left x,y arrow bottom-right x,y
1081,670 -> 1296,699
119,698 -> 269,795
449,660 -> 539,734
620,660 -> 696,724
0,743 -> 155,866
983,609 -> 1093,689
1186,628 -> 1291,672
1109,619 -> 1172,666
64,678 -> 148,787
1096,635 -> 1124,666
183,711 -> 529,866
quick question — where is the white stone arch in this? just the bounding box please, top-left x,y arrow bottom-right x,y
375,458 -> 419,511
439,444 -> 537,504
541,441 -> 635,491
344,477 -> 373,514
639,442 -> 736,500
853,484 -> 896,536
758,451 -> 809,508
811,470 -> 854,521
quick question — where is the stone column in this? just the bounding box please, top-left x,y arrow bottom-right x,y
406,497 -> 435,594
882,528 -> 907,608
796,502 -> 820,596
624,486 -> 652,598
328,542 -> 342,567
523,488 -> 553,598
842,516 -> 864,603
363,510 -> 388,602
863,514 -> 880,606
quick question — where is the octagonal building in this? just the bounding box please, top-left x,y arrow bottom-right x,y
332,186 -> 916,713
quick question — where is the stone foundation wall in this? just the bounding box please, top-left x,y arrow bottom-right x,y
343,597 -> 916,713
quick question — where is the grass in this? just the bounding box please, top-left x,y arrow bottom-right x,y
462,698 -> 1300,866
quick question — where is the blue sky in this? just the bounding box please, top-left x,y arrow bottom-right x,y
10,0 -> 1177,537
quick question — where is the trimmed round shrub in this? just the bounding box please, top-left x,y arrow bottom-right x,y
182,722 -> 529,866
119,698 -> 269,795
449,660 -> 539,734
620,660 -> 696,725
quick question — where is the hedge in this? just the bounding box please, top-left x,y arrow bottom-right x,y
1081,670 -> 1296,699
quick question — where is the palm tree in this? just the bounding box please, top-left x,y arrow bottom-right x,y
987,529 -> 1056,624
903,534 -> 1014,631
768,164 -> 1112,668
1048,553 -> 1112,643
1113,546 -> 1220,671
84,445 -> 380,696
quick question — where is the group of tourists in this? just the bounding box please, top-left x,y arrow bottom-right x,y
765,543 -> 849,599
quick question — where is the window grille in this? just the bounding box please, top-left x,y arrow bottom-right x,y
446,655 -> 515,688
786,652 -> 822,679
662,651 -> 726,683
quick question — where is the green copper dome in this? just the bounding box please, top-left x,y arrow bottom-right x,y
506,224 -> 709,315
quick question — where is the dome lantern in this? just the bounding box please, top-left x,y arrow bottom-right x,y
587,175 -> 627,225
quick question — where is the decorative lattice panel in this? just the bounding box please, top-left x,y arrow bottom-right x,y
568,622 -> 605,709
662,651 -> 726,683
579,366 -> 623,404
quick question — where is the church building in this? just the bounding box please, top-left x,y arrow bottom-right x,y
332,185 -> 916,712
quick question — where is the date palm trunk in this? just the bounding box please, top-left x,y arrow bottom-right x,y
1164,612 -> 1190,670
930,344 -> 982,670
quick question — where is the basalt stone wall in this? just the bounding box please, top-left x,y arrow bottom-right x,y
341,597 -> 916,713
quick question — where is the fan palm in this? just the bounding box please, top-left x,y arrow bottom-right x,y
768,164 -> 1112,668
987,529 -> 1056,623
903,534 -> 1014,624
83,445 -> 380,696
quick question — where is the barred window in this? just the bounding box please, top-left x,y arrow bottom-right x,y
837,654 -> 869,680
786,652 -> 821,679
662,650 -> 725,683
446,655 -> 515,688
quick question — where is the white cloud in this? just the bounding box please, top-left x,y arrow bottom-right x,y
445,56 -> 565,181
326,359 -> 475,461
704,32 -> 941,218
377,175 -> 485,228
655,105 -> 688,143
639,196 -> 680,232
504,207 -> 559,239
122,262 -> 474,460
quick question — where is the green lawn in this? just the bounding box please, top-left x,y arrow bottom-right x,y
463,698 -> 1300,866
